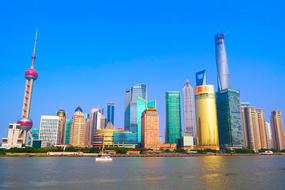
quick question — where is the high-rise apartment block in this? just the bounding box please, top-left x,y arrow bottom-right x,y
270,110 -> 285,150
240,104 -> 269,151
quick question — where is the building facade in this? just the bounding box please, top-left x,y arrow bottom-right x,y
1,123 -> 23,148
124,84 -> 147,132
195,85 -> 219,150
136,97 -> 156,144
56,109 -> 66,145
182,80 -> 196,137
107,102 -> 115,126
113,131 -> 137,146
165,91 -> 182,146
215,33 -> 230,91
64,119 -> 72,144
90,108 -> 105,145
270,110 -> 285,150
216,89 -> 243,149
141,108 -> 160,150
70,107 -> 86,147
39,115 -> 60,147
240,105 -> 269,151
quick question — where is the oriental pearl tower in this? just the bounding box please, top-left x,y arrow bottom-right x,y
17,29 -> 39,145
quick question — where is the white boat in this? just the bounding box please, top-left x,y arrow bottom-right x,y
96,155 -> 113,162
96,135 -> 113,162
260,150 -> 274,155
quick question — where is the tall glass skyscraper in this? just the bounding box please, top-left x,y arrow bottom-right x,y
196,70 -> 207,86
107,102 -> 115,126
215,33 -> 230,91
182,80 -> 196,137
165,91 -> 182,146
124,84 -> 147,133
64,119 -> 72,144
216,89 -> 243,149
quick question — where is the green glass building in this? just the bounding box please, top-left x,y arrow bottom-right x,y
165,91 -> 182,146
136,97 -> 156,144
216,89 -> 243,149
64,119 -> 72,144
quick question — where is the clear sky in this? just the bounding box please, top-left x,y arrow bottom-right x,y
0,0 -> 284,140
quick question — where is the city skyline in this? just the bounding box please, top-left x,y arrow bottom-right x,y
1,1 -> 285,141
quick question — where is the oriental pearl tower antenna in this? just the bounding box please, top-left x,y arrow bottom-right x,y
17,29 -> 39,145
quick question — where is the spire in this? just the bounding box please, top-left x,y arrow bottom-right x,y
31,28 -> 38,69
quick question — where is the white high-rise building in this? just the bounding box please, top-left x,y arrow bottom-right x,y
90,108 -> 105,145
182,80 -> 196,137
1,123 -> 23,148
39,115 -> 60,147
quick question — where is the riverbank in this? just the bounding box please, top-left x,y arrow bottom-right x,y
1,152 -> 285,157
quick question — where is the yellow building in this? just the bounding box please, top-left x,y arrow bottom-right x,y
70,107 -> 86,147
195,85 -> 219,150
93,123 -> 118,148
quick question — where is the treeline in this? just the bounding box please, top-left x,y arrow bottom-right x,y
0,146 -> 148,155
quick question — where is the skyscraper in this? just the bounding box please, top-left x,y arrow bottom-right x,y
39,116 -> 60,147
56,109 -> 66,145
270,110 -> 285,150
141,108 -> 160,150
70,107 -> 86,147
84,115 -> 91,147
16,30 -> 39,145
182,80 -> 196,137
240,104 -> 268,151
216,89 -> 243,149
195,84 -> 219,150
90,108 -> 105,145
215,33 -> 230,91
196,70 -> 207,86
107,102 -> 115,126
124,84 -> 147,134
136,97 -> 156,143
165,91 -> 182,146
64,119 -> 72,144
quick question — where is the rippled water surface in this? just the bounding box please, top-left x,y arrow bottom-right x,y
1,156 -> 285,190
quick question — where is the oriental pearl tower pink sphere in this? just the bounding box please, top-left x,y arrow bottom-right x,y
17,29 -> 39,143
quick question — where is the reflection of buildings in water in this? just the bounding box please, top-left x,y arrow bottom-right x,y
198,156 -> 236,190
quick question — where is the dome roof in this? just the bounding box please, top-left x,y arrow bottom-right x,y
25,68 -> 38,80
57,109 -> 66,116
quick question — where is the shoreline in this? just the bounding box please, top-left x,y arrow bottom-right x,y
1,152 -> 285,158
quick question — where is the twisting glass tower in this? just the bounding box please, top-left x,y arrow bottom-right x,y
215,33 -> 230,91
17,29 -> 39,145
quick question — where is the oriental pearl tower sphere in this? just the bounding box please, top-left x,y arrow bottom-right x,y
17,29 -> 39,145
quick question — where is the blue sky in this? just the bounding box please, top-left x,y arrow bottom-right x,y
0,0 -> 284,139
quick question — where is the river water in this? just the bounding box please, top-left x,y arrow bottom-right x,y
0,156 -> 285,190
